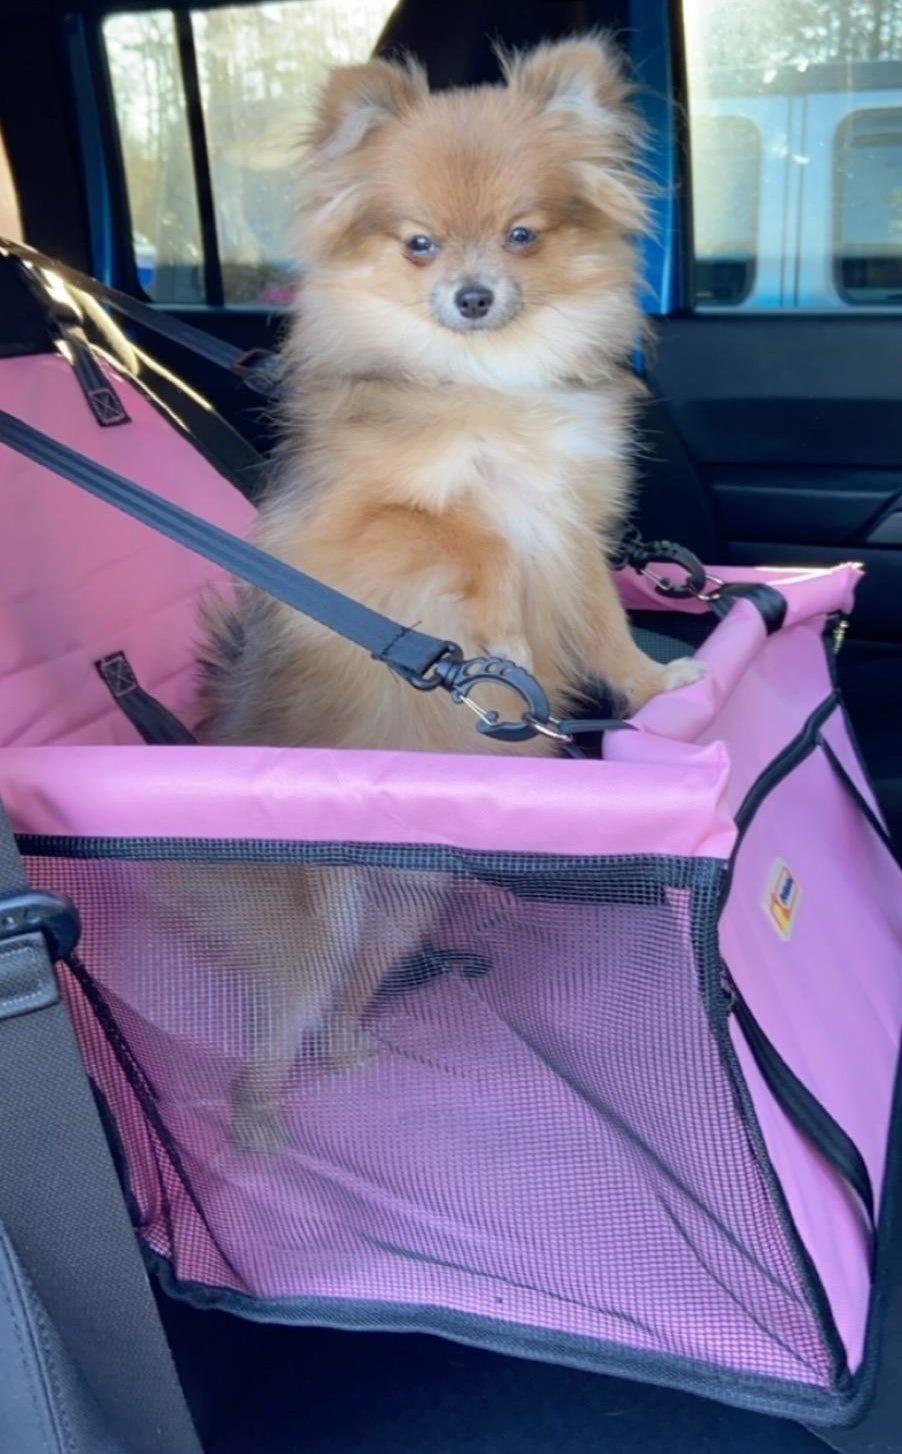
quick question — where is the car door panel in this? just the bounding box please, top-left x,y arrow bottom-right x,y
651,314 -> 902,643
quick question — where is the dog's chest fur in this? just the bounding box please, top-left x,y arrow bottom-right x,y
462,386 -> 625,550
335,379 -> 630,558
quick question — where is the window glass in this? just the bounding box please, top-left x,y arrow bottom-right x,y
690,115 -> 760,305
835,109 -> 902,303
0,127 -> 23,242
105,10 -> 205,303
104,1 -> 397,307
192,1 -> 396,305
682,0 -> 902,309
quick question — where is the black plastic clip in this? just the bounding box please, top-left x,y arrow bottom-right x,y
0,890 -> 82,963
406,650 -> 634,751
612,526 -> 720,600
405,648 -> 561,742
430,653 -> 557,743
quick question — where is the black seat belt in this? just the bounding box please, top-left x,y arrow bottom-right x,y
0,800 -> 203,1454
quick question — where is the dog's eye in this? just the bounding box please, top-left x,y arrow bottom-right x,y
506,226 -> 538,250
404,234 -> 439,260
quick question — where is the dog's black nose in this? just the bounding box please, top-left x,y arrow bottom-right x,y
455,284 -> 494,320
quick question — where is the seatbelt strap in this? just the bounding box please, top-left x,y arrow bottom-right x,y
0,801 -> 203,1454
0,407 -> 450,682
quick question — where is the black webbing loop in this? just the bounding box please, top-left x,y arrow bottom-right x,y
709,581 -> 788,634
13,257 -> 132,428
96,653 -> 198,745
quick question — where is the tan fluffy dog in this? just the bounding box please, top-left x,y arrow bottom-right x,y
195,36 -> 703,1147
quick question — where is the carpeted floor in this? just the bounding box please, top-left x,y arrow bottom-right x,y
158,1297 -> 836,1454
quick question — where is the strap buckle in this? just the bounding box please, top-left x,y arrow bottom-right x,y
0,890 -> 82,963
405,651 -> 635,750
411,652 -> 554,743
613,526 -> 723,601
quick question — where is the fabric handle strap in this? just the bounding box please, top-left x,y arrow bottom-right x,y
0,801 -> 203,1453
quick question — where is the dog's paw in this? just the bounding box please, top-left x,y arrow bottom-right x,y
660,656 -> 707,692
624,656 -> 706,714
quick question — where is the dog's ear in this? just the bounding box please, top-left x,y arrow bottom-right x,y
501,36 -> 632,127
502,36 -> 646,233
310,56 -> 428,156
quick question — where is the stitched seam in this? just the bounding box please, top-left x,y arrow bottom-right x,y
0,1242 -> 57,1452
0,943 -> 56,1017
24,1271 -> 78,1454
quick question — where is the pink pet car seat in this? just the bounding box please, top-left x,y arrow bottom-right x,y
1,244 -> 901,1429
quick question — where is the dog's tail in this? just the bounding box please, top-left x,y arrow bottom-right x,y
197,593 -> 246,686
193,591 -> 251,743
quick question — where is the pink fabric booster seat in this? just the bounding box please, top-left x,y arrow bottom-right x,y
1,246 -> 901,1428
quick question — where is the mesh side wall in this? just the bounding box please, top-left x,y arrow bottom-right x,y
25,842 -> 836,1392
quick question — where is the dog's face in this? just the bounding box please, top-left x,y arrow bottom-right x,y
293,38 -> 646,387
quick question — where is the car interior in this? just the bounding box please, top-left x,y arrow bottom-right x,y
0,0 -> 900,1450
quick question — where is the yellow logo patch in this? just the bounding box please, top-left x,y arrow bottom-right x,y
763,860 -> 802,941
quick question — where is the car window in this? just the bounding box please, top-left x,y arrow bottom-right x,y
690,115 -> 760,306
681,0 -> 902,309
0,127 -> 22,243
103,1 -> 398,307
834,107 -> 902,303
105,11 -> 205,304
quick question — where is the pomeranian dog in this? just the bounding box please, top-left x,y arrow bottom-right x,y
196,35 -> 704,1147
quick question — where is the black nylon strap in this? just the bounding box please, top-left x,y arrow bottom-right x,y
12,256 -> 134,427
730,987 -> 876,1244
66,326 -> 132,427
0,410 -> 453,682
1,239 -> 278,396
0,803 -> 202,1453
96,653 -> 199,745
